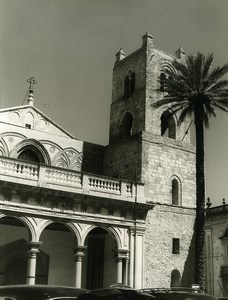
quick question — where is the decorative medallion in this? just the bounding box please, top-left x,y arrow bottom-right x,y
50,146 -> 55,153
37,119 -> 47,130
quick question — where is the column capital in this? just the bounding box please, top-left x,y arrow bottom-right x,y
116,249 -> 130,259
27,241 -> 42,255
73,246 -> 87,260
27,241 -> 43,248
128,226 -> 146,236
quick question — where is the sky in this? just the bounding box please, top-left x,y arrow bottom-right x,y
0,0 -> 228,206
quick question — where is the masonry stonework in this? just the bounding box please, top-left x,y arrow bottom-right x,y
0,33 -> 197,289
145,206 -> 195,287
103,32 -> 196,287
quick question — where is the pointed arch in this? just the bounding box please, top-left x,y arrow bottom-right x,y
161,109 -> 177,139
160,60 -> 176,74
119,111 -> 134,138
0,137 -> 9,157
10,139 -> 51,165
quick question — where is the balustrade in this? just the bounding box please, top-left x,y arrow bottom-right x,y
0,157 -> 140,201
88,176 -> 121,193
0,158 -> 38,180
45,168 -> 81,186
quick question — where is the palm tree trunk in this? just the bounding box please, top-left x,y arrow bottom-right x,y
194,102 -> 206,288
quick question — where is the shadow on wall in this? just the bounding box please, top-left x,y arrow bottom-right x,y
181,231 -> 195,287
82,142 -> 104,175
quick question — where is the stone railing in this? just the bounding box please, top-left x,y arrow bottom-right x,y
0,157 -> 39,180
0,157 -> 144,202
45,167 -> 82,187
206,204 -> 228,216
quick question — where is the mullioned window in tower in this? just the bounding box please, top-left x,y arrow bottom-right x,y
124,70 -> 135,98
161,110 -> 176,139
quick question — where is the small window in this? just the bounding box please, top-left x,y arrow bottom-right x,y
171,269 -> 181,287
160,73 -> 166,92
172,178 -> 179,205
172,238 -> 180,254
25,124 -> 31,129
124,70 -> 135,98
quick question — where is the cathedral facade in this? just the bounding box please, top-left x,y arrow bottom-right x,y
0,33 -> 196,290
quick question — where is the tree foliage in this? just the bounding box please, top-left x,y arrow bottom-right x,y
153,53 -> 228,287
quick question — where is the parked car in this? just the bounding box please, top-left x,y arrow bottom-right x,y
138,288 -> 218,300
77,287 -> 156,300
0,284 -> 87,300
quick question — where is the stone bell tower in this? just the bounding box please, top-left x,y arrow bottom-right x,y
103,33 -> 196,288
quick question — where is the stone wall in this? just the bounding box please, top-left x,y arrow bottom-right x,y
110,47 -> 146,142
141,132 -> 196,207
105,34 -> 197,288
144,205 -> 195,287
103,135 -> 140,181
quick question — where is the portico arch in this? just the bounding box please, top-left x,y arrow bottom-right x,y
39,221 -> 79,287
82,224 -> 122,248
82,225 -> 127,289
37,219 -> 81,243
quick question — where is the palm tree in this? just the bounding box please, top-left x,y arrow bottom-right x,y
152,53 -> 228,288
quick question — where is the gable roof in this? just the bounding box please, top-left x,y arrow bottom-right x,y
0,104 -> 77,139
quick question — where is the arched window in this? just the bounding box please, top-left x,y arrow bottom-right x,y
18,147 -> 45,164
171,177 -> 181,206
172,178 -> 179,205
11,139 -> 50,165
18,149 -> 40,163
160,73 -> 166,92
124,71 -> 135,98
171,269 -> 181,287
161,110 -> 176,139
119,112 -> 133,138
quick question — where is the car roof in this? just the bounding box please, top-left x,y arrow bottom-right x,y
0,285 -> 87,300
77,288 -> 156,300
138,288 -> 217,300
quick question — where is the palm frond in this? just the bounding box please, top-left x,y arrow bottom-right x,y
202,54 -> 214,79
153,52 -> 228,133
208,64 -> 228,83
206,80 -> 228,93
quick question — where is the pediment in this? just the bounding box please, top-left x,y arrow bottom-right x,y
0,105 -> 76,139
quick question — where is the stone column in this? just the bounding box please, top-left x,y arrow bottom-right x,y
116,256 -> 123,284
26,241 -> 42,285
74,246 -> 87,288
134,230 -> 144,289
129,226 -> 145,289
123,255 -> 130,285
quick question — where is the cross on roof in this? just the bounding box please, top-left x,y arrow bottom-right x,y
27,76 -> 37,92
